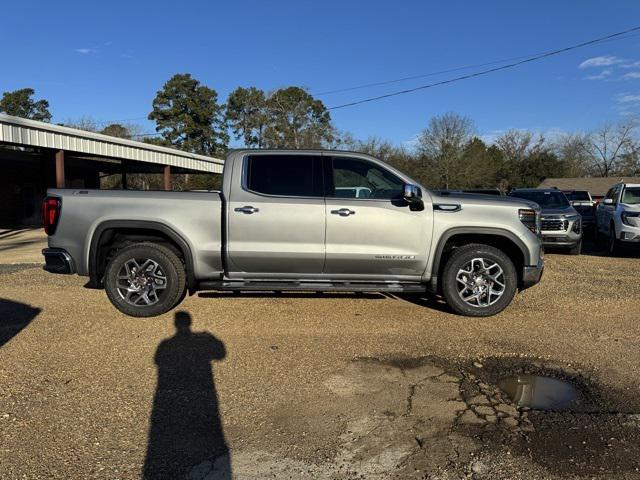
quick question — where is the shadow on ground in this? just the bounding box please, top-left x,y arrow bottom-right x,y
144,311 -> 230,480
0,298 -> 41,348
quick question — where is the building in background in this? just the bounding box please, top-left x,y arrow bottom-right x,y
0,114 -> 224,226
538,177 -> 640,201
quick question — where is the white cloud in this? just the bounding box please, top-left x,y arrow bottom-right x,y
585,69 -> 612,80
621,72 -> 640,80
579,56 -> 623,68
75,48 -> 96,54
621,61 -> 640,69
616,94 -> 640,104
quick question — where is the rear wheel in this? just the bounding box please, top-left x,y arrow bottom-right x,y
441,244 -> 518,317
104,243 -> 186,317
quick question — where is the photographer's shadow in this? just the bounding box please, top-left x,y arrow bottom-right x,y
144,312 -> 230,479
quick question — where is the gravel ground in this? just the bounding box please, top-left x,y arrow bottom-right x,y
1,244 -> 640,479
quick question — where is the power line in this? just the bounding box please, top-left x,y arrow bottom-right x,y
314,32 -> 640,96
327,26 -> 640,110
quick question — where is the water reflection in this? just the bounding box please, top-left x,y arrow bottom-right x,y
499,375 -> 578,410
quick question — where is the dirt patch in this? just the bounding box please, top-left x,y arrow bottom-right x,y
197,356 -> 640,479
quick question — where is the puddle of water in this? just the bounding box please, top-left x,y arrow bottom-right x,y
499,375 -> 578,410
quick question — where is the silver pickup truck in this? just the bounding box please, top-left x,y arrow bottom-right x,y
42,149 -> 544,318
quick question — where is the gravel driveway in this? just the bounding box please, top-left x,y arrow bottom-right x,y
1,246 -> 639,479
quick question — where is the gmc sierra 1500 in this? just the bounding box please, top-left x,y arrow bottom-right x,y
42,149 -> 544,317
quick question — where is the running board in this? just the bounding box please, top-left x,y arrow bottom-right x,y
197,280 -> 426,293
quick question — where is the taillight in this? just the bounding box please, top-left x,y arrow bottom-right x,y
42,197 -> 61,235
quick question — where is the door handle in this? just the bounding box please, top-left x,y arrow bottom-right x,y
331,208 -> 356,217
234,206 -> 259,214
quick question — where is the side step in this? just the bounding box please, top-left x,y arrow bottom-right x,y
197,280 -> 426,294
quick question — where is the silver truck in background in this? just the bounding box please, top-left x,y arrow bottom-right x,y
596,182 -> 640,255
42,149 -> 544,318
509,188 -> 583,255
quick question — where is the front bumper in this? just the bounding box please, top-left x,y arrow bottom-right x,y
541,229 -> 581,248
522,258 -> 544,289
42,248 -> 75,274
619,223 -> 640,243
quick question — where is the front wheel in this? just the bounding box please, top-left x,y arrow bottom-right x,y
104,243 -> 186,317
568,240 -> 582,256
441,244 -> 518,317
609,226 -> 621,256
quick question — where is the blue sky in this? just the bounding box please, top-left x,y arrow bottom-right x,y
3,0 -> 640,147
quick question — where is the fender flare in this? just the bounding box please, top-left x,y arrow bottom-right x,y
429,227 -> 531,291
88,220 -> 196,289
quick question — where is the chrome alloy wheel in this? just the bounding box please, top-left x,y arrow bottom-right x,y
455,257 -> 506,308
116,258 -> 167,306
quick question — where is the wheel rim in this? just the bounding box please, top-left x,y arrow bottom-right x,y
455,257 -> 506,308
116,258 -> 167,306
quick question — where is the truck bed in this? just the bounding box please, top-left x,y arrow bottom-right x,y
46,189 -> 224,279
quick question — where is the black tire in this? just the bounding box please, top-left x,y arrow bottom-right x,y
441,244 -> 518,317
104,242 -> 186,317
609,225 -> 621,256
568,239 -> 582,255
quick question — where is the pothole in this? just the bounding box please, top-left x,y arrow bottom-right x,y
498,375 -> 579,411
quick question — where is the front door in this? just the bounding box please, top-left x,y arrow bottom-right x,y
597,186 -> 619,234
323,155 -> 432,280
226,153 -> 326,277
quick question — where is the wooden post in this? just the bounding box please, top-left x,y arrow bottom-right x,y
55,150 -> 65,188
163,165 -> 172,191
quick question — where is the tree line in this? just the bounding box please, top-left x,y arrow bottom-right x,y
2,75 -> 639,192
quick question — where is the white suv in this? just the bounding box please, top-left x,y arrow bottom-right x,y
596,182 -> 640,255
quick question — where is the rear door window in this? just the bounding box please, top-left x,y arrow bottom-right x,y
245,154 -> 323,197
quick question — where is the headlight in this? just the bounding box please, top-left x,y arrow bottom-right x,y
519,209 -> 539,234
621,211 -> 640,226
572,218 -> 582,234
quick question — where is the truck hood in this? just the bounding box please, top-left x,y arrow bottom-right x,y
428,192 -> 539,210
539,206 -> 579,216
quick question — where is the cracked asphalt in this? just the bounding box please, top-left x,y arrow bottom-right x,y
1,243 -> 640,479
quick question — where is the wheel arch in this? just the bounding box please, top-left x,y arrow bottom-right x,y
88,220 -> 196,291
429,227 -> 530,292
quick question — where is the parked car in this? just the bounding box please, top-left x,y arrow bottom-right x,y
42,150 -> 544,318
509,188 -> 582,255
562,190 -> 596,230
596,182 -> 640,255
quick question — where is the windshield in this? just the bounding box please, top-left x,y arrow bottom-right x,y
621,187 -> 640,205
564,191 -> 591,201
510,191 -> 570,208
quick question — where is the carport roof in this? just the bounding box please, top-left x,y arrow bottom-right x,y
0,113 -> 224,173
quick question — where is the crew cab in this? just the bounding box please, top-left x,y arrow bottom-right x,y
596,182 -> 640,255
42,150 -> 544,318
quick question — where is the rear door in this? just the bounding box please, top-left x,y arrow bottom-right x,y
226,153 -> 326,276
323,155 -> 431,280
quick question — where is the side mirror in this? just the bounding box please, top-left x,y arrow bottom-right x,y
603,198 -> 614,205
403,184 -> 421,201
403,184 -> 424,210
